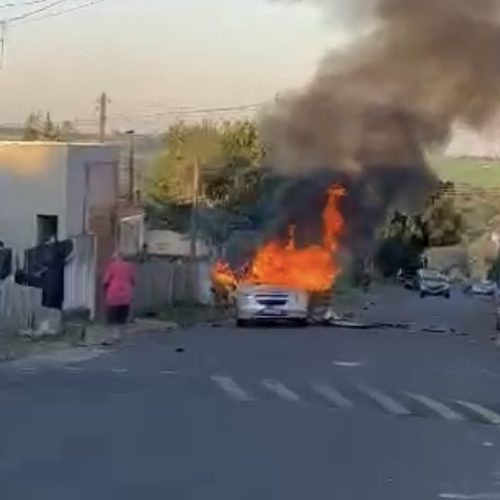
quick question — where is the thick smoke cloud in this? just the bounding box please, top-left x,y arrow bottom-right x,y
259,0 -> 500,255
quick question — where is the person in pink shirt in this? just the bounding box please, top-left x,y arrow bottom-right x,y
102,251 -> 135,344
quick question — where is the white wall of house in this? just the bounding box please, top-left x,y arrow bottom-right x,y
0,142 -> 67,252
0,142 -> 119,254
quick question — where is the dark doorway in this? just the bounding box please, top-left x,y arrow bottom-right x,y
37,215 -> 58,245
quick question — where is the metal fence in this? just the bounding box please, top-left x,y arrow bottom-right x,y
132,260 -> 211,315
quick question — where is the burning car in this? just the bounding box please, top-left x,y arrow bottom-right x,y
235,284 -> 309,326
210,185 -> 346,327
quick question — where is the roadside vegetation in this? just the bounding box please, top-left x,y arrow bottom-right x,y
143,122 -> 500,284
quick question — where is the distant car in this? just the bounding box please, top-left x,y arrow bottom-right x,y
397,267 -> 420,290
470,280 -> 497,297
418,270 -> 451,299
235,284 -> 309,327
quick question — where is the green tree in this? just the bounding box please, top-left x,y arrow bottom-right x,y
147,120 -> 265,207
23,111 -> 64,141
147,122 -> 223,204
421,182 -> 463,247
145,120 -> 266,246
204,121 -> 265,209
23,111 -> 43,140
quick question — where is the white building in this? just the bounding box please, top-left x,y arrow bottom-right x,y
0,142 -> 120,315
0,142 -> 119,252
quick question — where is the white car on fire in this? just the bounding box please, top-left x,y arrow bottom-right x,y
235,284 -> 309,326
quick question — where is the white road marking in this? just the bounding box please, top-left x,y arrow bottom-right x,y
310,380 -> 353,408
20,367 -> 37,373
160,370 -> 178,376
358,385 -> 411,416
455,400 -> 500,425
439,493 -> 500,499
332,361 -> 364,368
407,393 -> 464,422
66,367 -> 83,373
481,369 -> 500,379
262,379 -> 302,403
111,368 -> 129,374
211,376 -> 253,402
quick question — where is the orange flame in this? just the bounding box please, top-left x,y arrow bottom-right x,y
211,184 -> 345,293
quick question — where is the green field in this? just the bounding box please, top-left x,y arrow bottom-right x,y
428,154 -> 500,188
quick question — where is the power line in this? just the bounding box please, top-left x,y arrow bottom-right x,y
0,0 -> 57,8
12,0 -> 106,24
9,0 -> 68,22
109,102 -> 268,120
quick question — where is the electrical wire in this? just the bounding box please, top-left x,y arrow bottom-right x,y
8,0 -> 68,22
12,0 -> 106,24
0,0 -> 58,8
109,102 -> 268,120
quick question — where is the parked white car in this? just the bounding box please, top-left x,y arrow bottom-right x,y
418,269 -> 451,299
471,280 -> 497,296
235,284 -> 309,327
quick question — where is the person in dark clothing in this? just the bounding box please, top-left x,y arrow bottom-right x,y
39,237 -> 73,310
0,241 -> 12,280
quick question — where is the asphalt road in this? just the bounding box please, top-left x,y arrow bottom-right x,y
1,286 -> 500,500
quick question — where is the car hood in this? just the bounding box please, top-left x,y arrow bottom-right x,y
237,284 -> 307,296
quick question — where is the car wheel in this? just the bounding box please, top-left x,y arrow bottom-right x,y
496,317 -> 500,332
445,292 -> 451,299
295,318 -> 308,327
236,319 -> 249,328
420,291 -> 426,298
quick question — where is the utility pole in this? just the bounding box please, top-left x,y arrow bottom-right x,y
0,21 -> 7,70
98,92 -> 108,142
190,157 -> 200,260
125,129 -> 135,203
189,158 -> 200,300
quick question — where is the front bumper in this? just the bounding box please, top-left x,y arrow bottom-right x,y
421,287 -> 449,295
237,305 -> 308,321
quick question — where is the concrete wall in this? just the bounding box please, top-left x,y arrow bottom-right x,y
0,143 -> 67,252
146,229 -> 210,257
66,144 -> 120,237
132,261 -> 211,315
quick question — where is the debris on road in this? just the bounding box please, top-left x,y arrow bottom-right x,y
421,325 -> 448,334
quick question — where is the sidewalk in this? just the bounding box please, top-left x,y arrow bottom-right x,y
0,317 -> 180,364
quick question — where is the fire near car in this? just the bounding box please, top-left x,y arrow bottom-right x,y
418,269 -> 451,299
235,284 -> 309,326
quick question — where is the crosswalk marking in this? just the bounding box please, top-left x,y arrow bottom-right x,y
211,375 -> 254,402
358,385 -> 411,416
262,379 -> 301,403
455,400 -> 500,425
407,393 -> 464,422
310,380 -> 353,408
66,367 -> 83,373
439,493 -> 500,499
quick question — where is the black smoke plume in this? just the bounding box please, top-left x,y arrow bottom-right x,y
259,0 -> 500,255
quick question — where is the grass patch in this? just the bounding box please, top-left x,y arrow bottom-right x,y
427,154 -> 500,188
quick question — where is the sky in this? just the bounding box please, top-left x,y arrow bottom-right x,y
0,0 -> 348,132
